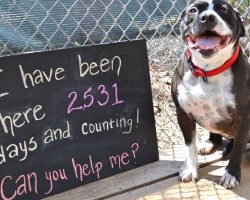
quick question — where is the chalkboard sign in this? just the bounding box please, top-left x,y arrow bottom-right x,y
0,40 -> 158,200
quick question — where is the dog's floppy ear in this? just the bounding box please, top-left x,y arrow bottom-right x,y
236,11 -> 245,37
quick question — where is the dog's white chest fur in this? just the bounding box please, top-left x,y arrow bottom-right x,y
177,69 -> 235,135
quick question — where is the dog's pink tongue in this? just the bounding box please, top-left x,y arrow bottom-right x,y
196,36 -> 221,49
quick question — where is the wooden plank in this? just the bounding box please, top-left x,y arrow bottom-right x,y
43,160 -> 180,200
107,151 -> 250,200
160,140 -> 232,164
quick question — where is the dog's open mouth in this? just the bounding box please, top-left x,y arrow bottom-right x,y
186,31 -> 232,55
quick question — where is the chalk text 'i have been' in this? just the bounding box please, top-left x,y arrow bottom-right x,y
19,54 -> 121,88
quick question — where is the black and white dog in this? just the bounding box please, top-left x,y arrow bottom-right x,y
171,0 -> 250,188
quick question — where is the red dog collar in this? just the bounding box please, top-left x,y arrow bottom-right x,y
185,45 -> 240,82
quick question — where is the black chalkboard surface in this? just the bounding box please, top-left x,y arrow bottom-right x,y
0,39 -> 158,200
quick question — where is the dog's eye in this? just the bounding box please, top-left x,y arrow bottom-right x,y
189,7 -> 197,14
221,5 -> 229,14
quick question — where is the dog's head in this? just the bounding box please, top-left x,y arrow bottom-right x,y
180,0 -> 245,58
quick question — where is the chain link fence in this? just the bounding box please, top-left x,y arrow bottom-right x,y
0,0 -> 249,153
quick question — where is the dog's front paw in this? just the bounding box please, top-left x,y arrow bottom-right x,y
198,140 -> 215,155
220,171 -> 239,189
179,161 -> 198,182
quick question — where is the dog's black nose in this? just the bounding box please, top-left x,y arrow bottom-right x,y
200,13 -> 217,24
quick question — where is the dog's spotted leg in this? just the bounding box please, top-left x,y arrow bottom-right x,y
176,107 -> 198,182
198,132 -> 222,155
220,115 -> 250,189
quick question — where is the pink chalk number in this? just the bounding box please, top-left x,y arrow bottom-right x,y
67,83 -> 124,114
83,87 -> 94,110
97,85 -> 109,107
67,92 -> 82,113
112,83 -> 124,105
